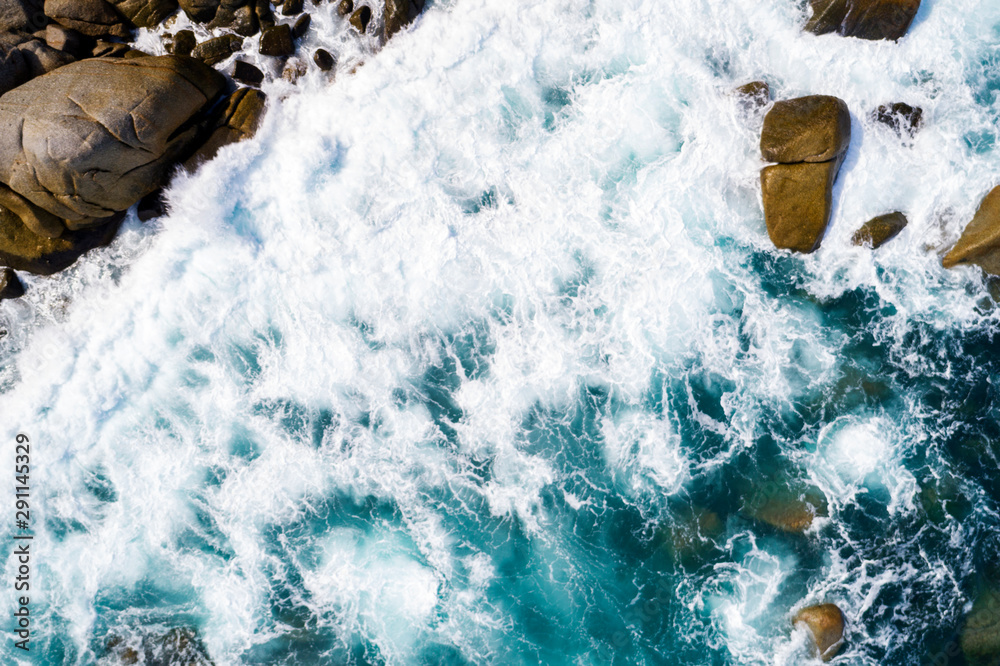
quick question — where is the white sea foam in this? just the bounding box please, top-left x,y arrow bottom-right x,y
1,0 -> 999,662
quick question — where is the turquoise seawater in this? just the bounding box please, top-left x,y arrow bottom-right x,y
3,0 -> 1000,663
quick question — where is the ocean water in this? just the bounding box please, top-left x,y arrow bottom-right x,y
3,0 -> 1000,663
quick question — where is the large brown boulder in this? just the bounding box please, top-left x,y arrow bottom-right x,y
761,160 -> 841,253
384,0 -> 422,39
761,96 -> 851,164
805,0 -> 921,41
794,603 -> 846,661
0,55 -> 224,229
0,205 -> 121,274
43,0 -> 132,38
943,186 -> 1000,275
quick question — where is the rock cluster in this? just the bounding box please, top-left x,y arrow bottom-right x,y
0,0 -> 426,296
805,0 -> 922,41
759,95 -> 851,253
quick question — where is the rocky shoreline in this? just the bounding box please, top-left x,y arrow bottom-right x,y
0,0 -> 421,291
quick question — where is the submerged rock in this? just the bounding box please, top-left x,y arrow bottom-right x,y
761,160 -> 842,253
871,102 -> 923,138
0,55 -> 224,229
744,480 -> 829,532
384,0 -> 422,39
761,95 -> 851,164
961,588 -> 1000,664
734,80 -> 770,110
104,627 -> 214,665
662,506 -> 724,565
794,603 -> 846,662
805,0 -> 921,41
0,266 -> 25,300
338,0 -> 353,16
851,211 -> 908,248
943,185 -> 1000,275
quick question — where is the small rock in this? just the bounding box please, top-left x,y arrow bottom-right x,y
232,59 -> 263,86
136,189 -> 165,221
337,0 -> 352,15
292,12 -> 309,37
384,0 -> 422,39
761,160 -> 841,253
191,33 -> 243,65
165,28 -> 196,56
794,603 -> 846,662
282,56 -> 306,82
761,95 -> 851,164
0,267 -> 25,300
851,211 -> 907,248
178,0 -> 219,22
313,47 -> 333,70
805,0 -> 921,41
258,23 -> 293,56
349,5 -> 370,32
734,80 -> 770,111
870,102 -> 923,138
943,185 -> 1000,275
281,0 -> 302,14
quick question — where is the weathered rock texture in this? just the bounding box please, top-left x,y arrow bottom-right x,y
183,86 -> 265,168
943,186 -> 1000,275
0,55 -> 224,227
760,95 -> 851,253
852,211 -> 908,248
384,0 -> 422,39
794,603 -> 846,662
805,0 -> 921,41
